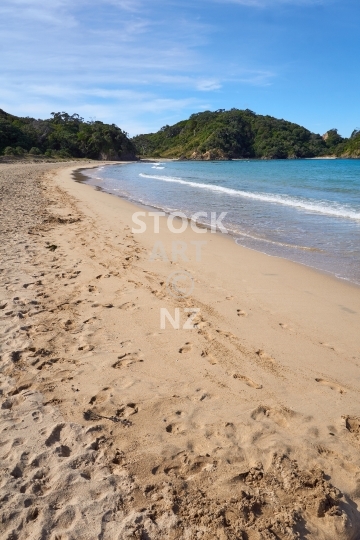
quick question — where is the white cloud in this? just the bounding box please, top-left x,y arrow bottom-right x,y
0,0 -> 279,133
0,0 -> 77,26
0,77 -> 212,134
102,0 -> 144,12
196,79 -> 222,91
237,70 -> 275,85
215,0 -> 323,5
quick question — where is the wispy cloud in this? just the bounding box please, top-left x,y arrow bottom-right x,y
0,0 -> 280,133
196,79 -> 222,91
0,0 -> 77,26
102,0 -> 145,12
214,0 -> 324,5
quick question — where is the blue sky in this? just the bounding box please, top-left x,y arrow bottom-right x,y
0,0 -> 359,136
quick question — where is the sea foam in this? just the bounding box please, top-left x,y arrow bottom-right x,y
139,173 -> 360,221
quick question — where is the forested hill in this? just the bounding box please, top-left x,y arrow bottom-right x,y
132,109 -> 359,160
1,108 -> 358,161
0,109 -> 137,160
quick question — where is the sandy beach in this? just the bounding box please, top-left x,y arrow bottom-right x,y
1,161 -> 360,540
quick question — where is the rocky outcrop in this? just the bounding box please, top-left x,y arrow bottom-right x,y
189,148 -> 229,161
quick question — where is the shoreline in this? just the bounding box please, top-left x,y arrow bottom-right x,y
77,162 -> 360,289
1,161 -> 360,539
138,156 -> 359,161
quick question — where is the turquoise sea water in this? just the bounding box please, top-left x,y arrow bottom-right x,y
84,159 -> 360,284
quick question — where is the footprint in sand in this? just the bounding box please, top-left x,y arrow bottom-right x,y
116,402 -> 138,419
201,350 -> 217,365
54,505 -> 76,527
198,329 -> 214,342
155,452 -> 214,477
4,350 -> 22,363
2,394 -> 24,409
233,373 -> 262,389
22,282 -> 35,289
112,352 -> 144,368
118,302 -> 137,311
78,344 -> 94,352
165,422 -> 186,435
315,378 -> 345,394
344,416 -> 360,435
61,319 -> 73,330
179,342 -> 192,353
120,340 -> 132,348
320,342 -> 336,351
224,422 -> 236,437
237,309 -> 247,317
254,350 -> 281,376
216,329 -> 236,339
87,285 -> 97,293
256,349 -> 276,363
151,289 -> 165,298
9,383 -> 32,396
45,424 -> 65,447
191,388 -> 211,402
195,321 -> 209,330
1,398 -> 13,410
36,357 -> 61,371
83,317 -> 97,325
251,405 -> 295,427
89,386 -> 113,405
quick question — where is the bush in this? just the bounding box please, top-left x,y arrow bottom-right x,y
44,149 -> 53,157
1,109 -> 137,160
55,149 -> 71,158
4,146 -> 15,155
15,146 -> 25,155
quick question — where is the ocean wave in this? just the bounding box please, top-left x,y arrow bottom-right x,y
139,173 -> 360,221
232,230 -> 323,251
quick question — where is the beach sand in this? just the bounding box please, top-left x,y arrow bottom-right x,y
1,161 -> 360,540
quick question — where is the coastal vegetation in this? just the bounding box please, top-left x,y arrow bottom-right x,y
0,109 -> 136,160
132,109 -> 359,160
1,107 -> 358,160
336,129 -> 360,157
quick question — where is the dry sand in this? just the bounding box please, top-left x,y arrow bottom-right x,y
1,161 -> 360,540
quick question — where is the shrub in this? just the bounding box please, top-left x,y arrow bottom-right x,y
4,146 -> 15,155
55,149 -> 71,158
29,147 -> 41,155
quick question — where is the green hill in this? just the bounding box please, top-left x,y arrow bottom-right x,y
336,129 -> 360,158
1,108 -> 357,161
0,109 -> 137,160
132,109 -> 354,160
